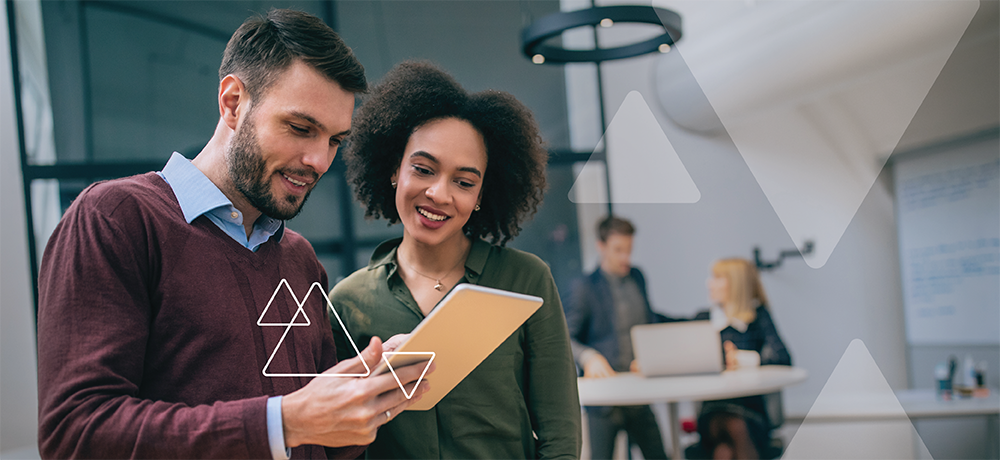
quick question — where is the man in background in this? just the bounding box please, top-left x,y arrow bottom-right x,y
36,9 -> 428,459
564,216 -> 671,459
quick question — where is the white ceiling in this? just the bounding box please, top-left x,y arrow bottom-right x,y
653,0 -> 999,146
588,0 -> 997,267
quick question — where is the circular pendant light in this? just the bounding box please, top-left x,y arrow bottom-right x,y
521,5 -> 682,64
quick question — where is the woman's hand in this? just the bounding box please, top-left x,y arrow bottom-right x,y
723,341 -> 761,370
723,340 -> 740,370
382,333 -> 410,353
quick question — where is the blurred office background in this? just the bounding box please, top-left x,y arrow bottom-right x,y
2,0 -> 997,458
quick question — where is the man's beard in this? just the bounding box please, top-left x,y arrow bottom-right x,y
227,118 -> 314,221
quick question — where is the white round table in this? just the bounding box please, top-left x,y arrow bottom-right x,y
578,365 -> 808,459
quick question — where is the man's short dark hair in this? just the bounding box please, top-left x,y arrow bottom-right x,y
219,9 -> 366,102
597,216 -> 635,242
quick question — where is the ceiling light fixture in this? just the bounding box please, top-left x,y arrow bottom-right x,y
521,5 -> 682,64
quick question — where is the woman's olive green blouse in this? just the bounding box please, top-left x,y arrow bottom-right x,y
330,238 -> 581,459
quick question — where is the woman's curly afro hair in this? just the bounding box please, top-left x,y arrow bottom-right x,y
343,60 -> 548,246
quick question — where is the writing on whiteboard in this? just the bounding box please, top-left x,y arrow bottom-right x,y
900,159 -> 999,212
907,238 -> 1000,305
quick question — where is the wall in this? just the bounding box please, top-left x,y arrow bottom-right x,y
1,4 -> 41,455
602,79 -> 911,412
578,4 -> 913,414
567,0 -> 998,453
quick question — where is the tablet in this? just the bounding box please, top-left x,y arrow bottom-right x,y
370,283 -> 543,411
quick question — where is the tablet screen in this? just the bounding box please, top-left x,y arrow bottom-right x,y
369,284 -> 543,411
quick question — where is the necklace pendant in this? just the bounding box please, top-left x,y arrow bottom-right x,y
434,280 -> 444,291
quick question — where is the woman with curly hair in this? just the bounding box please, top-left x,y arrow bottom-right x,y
328,61 -> 581,459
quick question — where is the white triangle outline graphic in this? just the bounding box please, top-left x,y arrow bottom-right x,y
257,278 -> 311,326
783,339 -> 933,459
569,90 -> 700,204
382,352 -> 435,399
259,279 -> 371,377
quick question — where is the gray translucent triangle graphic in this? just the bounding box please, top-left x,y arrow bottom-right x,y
782,339 -> 932,459
568,90 -> 700,204
654,1 -> 979,268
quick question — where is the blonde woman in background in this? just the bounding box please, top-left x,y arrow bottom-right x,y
692,258 -> 791,460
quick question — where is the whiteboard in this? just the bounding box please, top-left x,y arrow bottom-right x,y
893,131 -> 1000,345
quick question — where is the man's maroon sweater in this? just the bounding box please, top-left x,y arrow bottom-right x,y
37,173 -> 363,459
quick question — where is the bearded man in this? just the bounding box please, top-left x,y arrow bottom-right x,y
36,9 -> 429,459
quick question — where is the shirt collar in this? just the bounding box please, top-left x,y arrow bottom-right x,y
161,152 -> 231,224
159,151 -> 284,243
710,305 -> 749,333
369,238 -> 402,274
600,267 -> 629,283
368,236 -> 491,281
464,238 -> 490,278
253,214 -> 285,244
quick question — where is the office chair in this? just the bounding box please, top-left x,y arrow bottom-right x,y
683,392 -> 785,460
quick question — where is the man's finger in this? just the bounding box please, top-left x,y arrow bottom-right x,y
376,380 -> 431,420
362,359 -> 435,399
388,388 -> 426,418
324,337 -> 383,375
386,359 -> 435,384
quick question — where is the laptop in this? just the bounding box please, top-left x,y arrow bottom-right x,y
630,320 -> 724,377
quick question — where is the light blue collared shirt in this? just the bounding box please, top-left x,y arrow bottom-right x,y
159,151 -> 284,251
159,152 -> 290,460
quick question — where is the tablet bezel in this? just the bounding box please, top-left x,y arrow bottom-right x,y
368,283 -> 543,410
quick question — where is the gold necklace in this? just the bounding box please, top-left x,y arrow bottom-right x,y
399,254 -> 466,291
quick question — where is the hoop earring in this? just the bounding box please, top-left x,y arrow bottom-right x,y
391,181 -> 397,188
